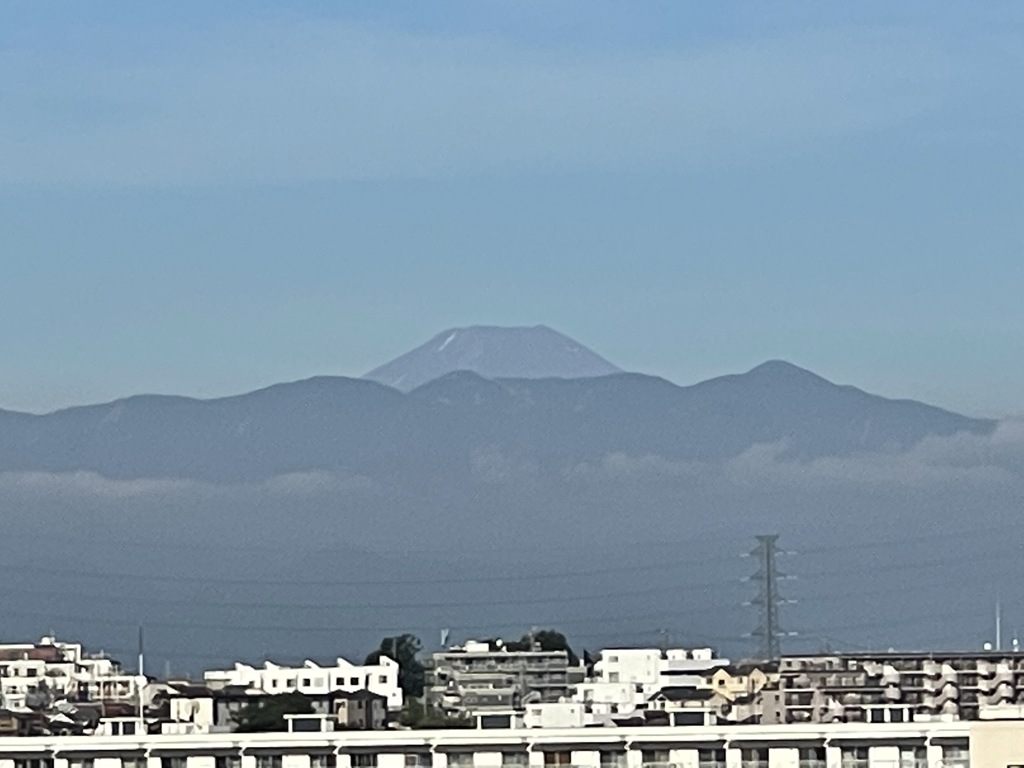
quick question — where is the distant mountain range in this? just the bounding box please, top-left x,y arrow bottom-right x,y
364,325 -> 622,391
0,341 -> 992,482
0,326 -> 1012,669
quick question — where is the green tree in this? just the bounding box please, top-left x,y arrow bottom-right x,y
232,692 -> 314,732
365,633 -> 425,699
503,629 -> 578,665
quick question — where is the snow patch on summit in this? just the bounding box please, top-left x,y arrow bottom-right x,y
438,332 -> 457,352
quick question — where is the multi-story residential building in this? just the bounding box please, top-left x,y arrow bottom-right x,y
202,657 -> 402,711
160,684 -> 388,734
425,641 -> 585,718
0,718 -> 1015,768
763,650 -> 1024,724
0,637 -> 143,711
576,648 -> 732,716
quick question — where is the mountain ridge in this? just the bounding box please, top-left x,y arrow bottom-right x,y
364,324 -> 623,392
0,361 -> 994,482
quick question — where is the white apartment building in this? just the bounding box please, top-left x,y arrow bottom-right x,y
579,649 -> 726,715
0,719 -> 1017,768
203,657 -> 402,711
0,637 -> 143,710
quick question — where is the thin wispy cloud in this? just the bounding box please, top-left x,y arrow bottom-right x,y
1,22 -> 960,186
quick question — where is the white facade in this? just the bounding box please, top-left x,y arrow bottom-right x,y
584,648 -> 726,714
571,682 -> 637,716
203,657 -> 402,711
521,702 -> 585,729
0,637 -> 143,710
0,720 -> 995,768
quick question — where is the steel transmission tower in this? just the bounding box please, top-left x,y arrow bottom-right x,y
747,534 -> 793,660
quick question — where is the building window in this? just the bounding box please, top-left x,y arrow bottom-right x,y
840,748 -> 869,768
161,758 -> 188,768
608,672 -> 620,683
501,755 -> 527,768
448,756 -> 474,768
543,754 -> 571,766
740,749 -> 767,768
215,757 -> 242,768
285,679 -> 296,688
798,748 -> 826,768
255,757 -> 282,768
698,750 -> 726,768
350,677 -> 359,686
378,675 -> 388,684
69,760 -> 94,768
642,750 -> 670,767
600,752 -> 627,768
352,756 -> 378,768
311,757 -> 337,768
900,747 -> 925,768
405,755 -> 431,768
15,760 -> 53,768
941,745 -> 969,768
122,759 -> 146,768
301,678 -> 312,687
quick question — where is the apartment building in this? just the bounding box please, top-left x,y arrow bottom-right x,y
575,648 -> 737,718
0,637 -> 143,711
763,650 -> 1024,724
202,658 -> 402,711
425,641 -> 585,717
0,719 -> 1010,768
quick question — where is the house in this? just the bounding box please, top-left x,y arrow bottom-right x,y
159,683 -> 387,734
0,636 -> 143,711
702,662 -> 778,702
203,656 -> 402,711
333,690 -> 387,730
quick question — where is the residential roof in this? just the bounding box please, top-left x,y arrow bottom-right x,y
649,687 -> 716,703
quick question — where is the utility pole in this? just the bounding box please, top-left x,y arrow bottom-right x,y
747,534 -> 793,660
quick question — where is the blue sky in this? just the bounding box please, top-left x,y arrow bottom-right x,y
1,1 -> 1022,416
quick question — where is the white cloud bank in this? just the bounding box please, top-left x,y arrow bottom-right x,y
568,421 -> 1024,491
0,468 -> 377,499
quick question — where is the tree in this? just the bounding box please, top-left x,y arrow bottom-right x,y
365,633 -> 425,699
232,692 -> 314,732
503,629 -> 578,665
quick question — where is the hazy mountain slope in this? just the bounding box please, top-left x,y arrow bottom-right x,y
0,363 -> 993,482
363,325 -> 622,391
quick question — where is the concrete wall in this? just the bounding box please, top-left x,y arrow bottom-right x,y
972,720 -> 1024,768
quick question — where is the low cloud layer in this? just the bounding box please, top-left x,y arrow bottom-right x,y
568,421 -> 1024,491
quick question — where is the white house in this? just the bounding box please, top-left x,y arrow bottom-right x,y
203,656 -> 402,711
585,648 -> 726,713
0,636 -> 144,711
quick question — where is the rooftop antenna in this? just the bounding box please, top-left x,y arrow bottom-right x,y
136,624 -> 145,721
996,594 -> 1003,652
137,624 -> 145,678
